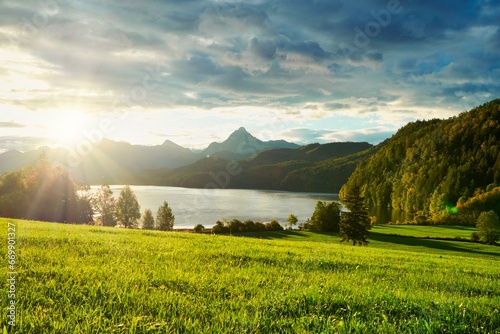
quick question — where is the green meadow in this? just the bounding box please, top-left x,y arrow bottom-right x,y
2,218 -> 500,333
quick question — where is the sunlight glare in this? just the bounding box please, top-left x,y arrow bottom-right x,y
48,111 -> 91,147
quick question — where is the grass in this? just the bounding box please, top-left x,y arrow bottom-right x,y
372,224 -> 477,239
1,218 -> 500,333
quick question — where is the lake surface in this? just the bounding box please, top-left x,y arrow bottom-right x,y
95,186 -> 339,229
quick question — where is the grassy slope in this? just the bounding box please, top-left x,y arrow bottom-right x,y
1,219 -> 500,333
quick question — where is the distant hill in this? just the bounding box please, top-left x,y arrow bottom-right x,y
142,142 -> 375,193
0,139 -> 197,184
0,128 -> 301,184
341,99 -> 500,221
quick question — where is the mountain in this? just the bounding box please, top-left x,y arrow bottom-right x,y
200,127 -> 299,158
341,99 -> 500,223
142,142 -> 375,193
0,128 -> 300,184
0,139 -> 198,184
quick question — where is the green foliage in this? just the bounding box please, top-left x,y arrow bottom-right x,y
212,220 -> 229,234
342,99 -> 500,222
141,209 -> 155,230
476,210 -> 500,244
267,219 -> 284,231
0,153 -> 93,223
92,185 -> 117,227
287,214 -> 298,229
470,232 -> 480,242
144,142 -> 375,193
340,185 -> 371,245
193,224 -> 205,233
156,201 -> 175,231
115,186 -> 141,228
211,218 -> 283,233
5,218 -> 500,333
305,201 -> 341,232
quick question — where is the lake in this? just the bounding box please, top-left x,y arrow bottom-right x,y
95,185 -> 339,229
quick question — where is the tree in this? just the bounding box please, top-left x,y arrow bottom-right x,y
92,185 -> 117,227
340,185 -> 371,245
307,201 -> 341,232
287,214 -> 298,230
142,209 -> 155,230
116,185 -> 141,228
476,210 -> 500,244
74,193 -> 94,224
0,153 -> 91,224
157,201 -> 175,231
193,224 -> 205,233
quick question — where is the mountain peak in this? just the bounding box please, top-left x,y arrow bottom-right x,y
236,127 -> 248,133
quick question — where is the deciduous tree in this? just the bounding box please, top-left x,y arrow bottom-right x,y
477,210 -> 500,244
116,185 -> 141,228
92,185 -> 116,227
142,209 -> 155,230
157,201 -> 175,231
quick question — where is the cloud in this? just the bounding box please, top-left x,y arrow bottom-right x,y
0,0 -> 498,151
0,122 -> 26,128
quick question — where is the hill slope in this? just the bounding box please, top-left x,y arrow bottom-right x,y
143,142 -> 375,193
341,99 -> 500,221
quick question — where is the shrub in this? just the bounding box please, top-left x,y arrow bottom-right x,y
470,232 -> 480,242
193,224 -> 205,233
212,220 -> 229,234
266,219 -> 283,231
476,211 -> 500,244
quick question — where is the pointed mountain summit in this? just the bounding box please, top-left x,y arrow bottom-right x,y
201,127 -> 298,158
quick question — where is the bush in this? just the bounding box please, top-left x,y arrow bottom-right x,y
243,220 -> 255,232
266,219 -> 283,231
212,220 -> 229,234
193,224 -> 205,233
476,211 -> 500,244
228,219 -> 244,233
307,201 -> 341,232
470,232 -> 480,242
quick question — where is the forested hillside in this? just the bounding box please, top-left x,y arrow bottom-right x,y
341,99 -> 500,223
143,142 -> 375,193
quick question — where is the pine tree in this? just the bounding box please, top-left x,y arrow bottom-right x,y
340,185 -> 371,245
116,185 -> 141,228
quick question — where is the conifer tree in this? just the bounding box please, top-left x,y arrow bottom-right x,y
340,185 -> 371,245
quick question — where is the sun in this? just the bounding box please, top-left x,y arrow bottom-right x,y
48,111 -> 91,147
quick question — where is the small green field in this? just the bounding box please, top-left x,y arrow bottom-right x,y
2,219 -> 500,333
372,224 -> 476,239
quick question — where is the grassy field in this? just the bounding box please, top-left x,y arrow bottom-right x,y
372,224 -> 477,239
2,218 -> 500,333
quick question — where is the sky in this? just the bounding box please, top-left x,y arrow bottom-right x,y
0,0 -> 499,153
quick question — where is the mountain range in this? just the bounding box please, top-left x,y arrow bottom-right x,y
1,127 -> 372,192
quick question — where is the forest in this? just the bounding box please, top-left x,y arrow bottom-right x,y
341,99 -> 500,224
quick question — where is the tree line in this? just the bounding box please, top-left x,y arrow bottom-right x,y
0,153 -> 175,230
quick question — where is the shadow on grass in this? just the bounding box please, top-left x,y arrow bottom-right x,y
232,230 -> 310,240
370,232 -> 500,257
